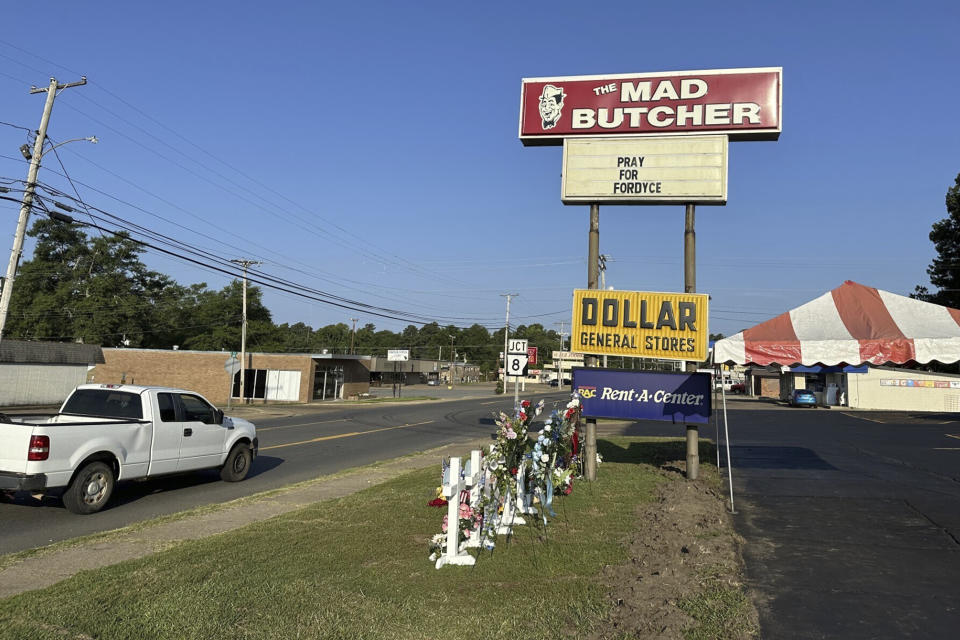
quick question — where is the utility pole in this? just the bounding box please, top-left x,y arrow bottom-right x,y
449,333 -> 455,387
500,293 -> 518,398
0,77 -> 87,342
350,318 -> 359,354
231,259 -> 261,403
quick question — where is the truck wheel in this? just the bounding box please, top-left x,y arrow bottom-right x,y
63,461 -> 115,514
220,443 -> 252,482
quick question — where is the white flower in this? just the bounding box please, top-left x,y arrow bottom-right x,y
541,453 -> 549,463
544,425 -> 552,432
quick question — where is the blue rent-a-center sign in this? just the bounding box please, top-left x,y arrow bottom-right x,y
572,368 -> 711,424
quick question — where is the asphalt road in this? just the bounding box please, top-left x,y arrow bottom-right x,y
0,388 -> 570,556
717,400 -> 960,639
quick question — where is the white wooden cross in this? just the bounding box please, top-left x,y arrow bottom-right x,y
516,460 -> 538,515
463,450 -> 483,548
435,456 -> 476,568
495,462 -> 526,536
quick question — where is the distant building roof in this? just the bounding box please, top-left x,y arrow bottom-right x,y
0,339 -> 105,365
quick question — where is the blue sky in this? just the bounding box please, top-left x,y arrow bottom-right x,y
1,1 -> 958,339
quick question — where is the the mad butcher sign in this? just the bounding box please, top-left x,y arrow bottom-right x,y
519,67 -> 781,145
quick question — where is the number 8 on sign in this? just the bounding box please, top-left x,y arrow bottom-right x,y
506,354 -> 527,375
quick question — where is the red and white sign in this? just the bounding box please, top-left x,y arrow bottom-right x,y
527,346 -> 538,365
519,67 -> 781,145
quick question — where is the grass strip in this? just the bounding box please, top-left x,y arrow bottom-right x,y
0,437 -> 730,640
0,445 -> 462,572
678,565 -> 758,640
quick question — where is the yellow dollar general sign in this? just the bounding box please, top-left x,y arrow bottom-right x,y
572,289 -> 709,362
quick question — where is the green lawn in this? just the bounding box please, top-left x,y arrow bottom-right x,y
0,438 -> 745,640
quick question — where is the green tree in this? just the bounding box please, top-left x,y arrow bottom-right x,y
179,280 -> 272,352
313,322 -> 351,353
914,173 -> 960,309
273,321 -> 315,352
6,218 -> 178,346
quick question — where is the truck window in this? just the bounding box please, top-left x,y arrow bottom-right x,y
179,394 -> 216,424
62,390 -> 143,420
157,393 -> 177,422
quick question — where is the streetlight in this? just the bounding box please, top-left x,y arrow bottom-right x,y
0,134 -> 97,340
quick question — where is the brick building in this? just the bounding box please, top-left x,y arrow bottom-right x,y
91,348 -> 372,404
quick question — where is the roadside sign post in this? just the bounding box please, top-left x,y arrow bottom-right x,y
387,349 -> 410,398
506,338 -> 528,408
224,356 -> 240,410
388,350 -> 409,399
519,67 -> 781,481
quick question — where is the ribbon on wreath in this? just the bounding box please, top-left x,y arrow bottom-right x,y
544,473 -> 557,518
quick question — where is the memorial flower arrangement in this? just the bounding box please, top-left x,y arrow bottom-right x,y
428,394 -> 587,561
552,466 -> 574,495
428,489 -> 482,561
488,399 -> 543,491
527,395 -> 582,506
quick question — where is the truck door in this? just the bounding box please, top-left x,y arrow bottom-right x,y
149,392 -> 182,475
175,393 -> 227,471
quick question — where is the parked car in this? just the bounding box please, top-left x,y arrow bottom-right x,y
426,379 -> 440,386
790,388 -> 818,407
549,379 -> 560,387
0,384 -> 258,514
730,383 -> 745,394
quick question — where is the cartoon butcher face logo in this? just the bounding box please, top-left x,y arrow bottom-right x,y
538,84 -> 566,130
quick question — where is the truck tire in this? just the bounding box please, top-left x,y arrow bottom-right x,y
220,443 -> 252,482
63,461 -> 115,514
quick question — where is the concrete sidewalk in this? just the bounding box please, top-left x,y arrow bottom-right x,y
0,438 -> 488,599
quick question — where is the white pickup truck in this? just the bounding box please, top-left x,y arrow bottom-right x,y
0,384 -> 258,514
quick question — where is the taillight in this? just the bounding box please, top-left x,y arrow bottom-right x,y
28,435 -> 49,461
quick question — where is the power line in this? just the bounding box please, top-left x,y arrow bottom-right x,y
29,173 -> 493,315
37,204 -> 506,328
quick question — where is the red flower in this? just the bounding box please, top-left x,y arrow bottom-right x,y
428,498 -> 448,507
518,411 -> 527,421
563,485 -> 572,495
521,400 -> 531,408
565,407 -> 576,419
511,467 -> 518,476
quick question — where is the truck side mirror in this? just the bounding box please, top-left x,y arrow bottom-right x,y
215,409 -> 225,425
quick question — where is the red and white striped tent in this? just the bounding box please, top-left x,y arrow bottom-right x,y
714,281 -> 960,366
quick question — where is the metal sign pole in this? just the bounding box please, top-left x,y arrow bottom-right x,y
684,203 -> 699,480
584,203 -> 600,482
721,378 -> 736,513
